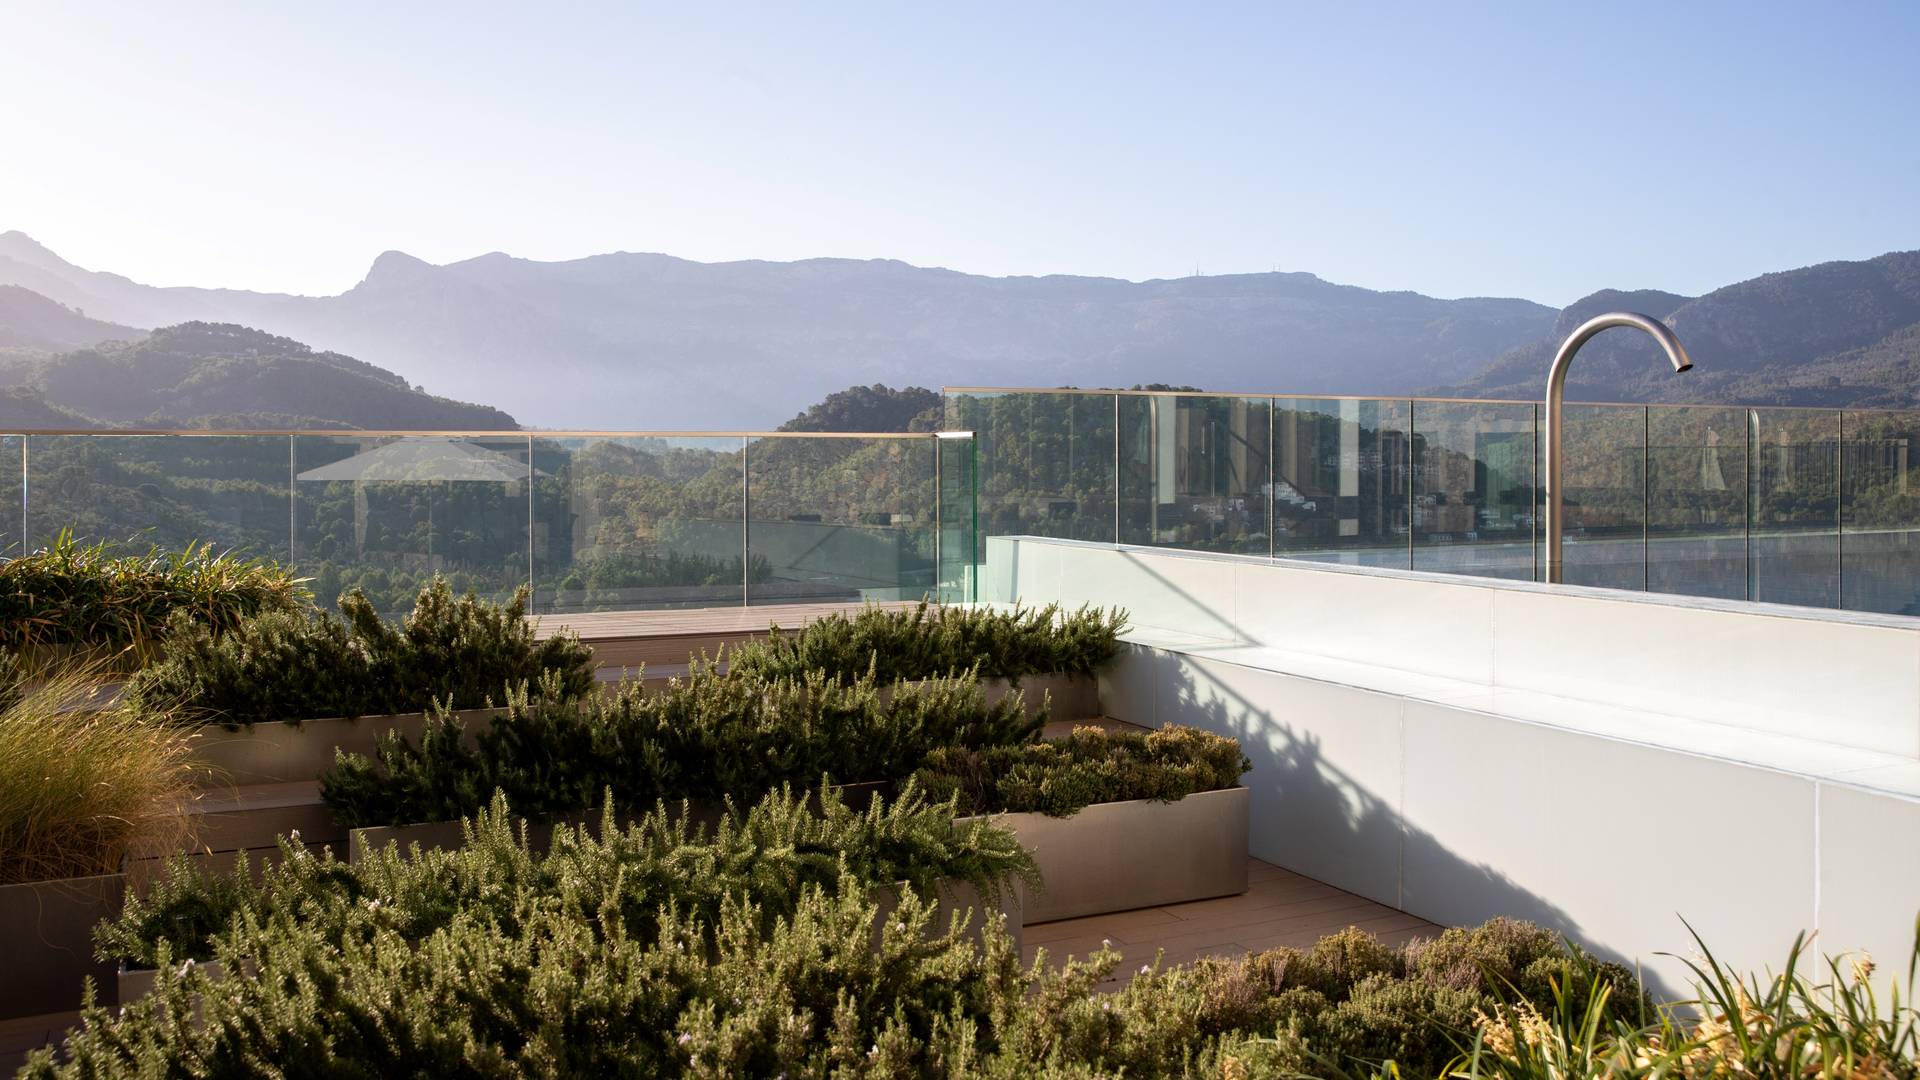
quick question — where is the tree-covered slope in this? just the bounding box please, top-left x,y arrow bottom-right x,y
6,320 -> 517,429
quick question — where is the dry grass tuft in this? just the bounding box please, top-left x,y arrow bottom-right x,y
0,661 -> 199,885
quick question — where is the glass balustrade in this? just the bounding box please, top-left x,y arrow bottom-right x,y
8,430 -> 973,616
944,387 -> 1920,617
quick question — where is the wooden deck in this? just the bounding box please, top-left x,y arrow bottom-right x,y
536,600 -> 912,672
1025,858 -> 1443,990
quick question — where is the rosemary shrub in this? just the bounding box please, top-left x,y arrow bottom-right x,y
913,724 -> 1250,817
726,600 -> 1129,684
125,576 -> 596,726
99,783 -> 1039,969
320,665 -> 1043,829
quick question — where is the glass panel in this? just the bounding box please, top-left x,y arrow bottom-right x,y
746,436 -> 936,605
23,435 -> 291,561
1117,395 -> 1271,554
1646,406 -> 1748,600
531,435 -> 747,614
1553,404 -> 1645,591
294,434 -> 531,615
1841,410 -> 1920,615
1749,409 -> 1839,608
935,434 -> 977,604
0,435 -> 20,554
947,391 -> 1117,546
1271,398 -> 1411,568
1411,402 -> 1534,581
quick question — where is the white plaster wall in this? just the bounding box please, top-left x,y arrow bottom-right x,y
994,536 -> 1920,757
1102,643 -> 1917,998
1036,534 -> 1920,995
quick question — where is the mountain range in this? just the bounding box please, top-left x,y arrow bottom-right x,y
2,229 -> 1918,430
1436,250 -> 1920,408
0,231 -> 1557,428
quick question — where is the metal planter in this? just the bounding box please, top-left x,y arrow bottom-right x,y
963,786 -> 1249,924
185,708 -> 501,787
0,873 -> 125,1019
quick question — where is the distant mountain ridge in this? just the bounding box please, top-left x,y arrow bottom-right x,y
8,229 -> 1920,425
0,230 -> 1556,428
1442,250 -> 1920,408
0,284 -> 144,354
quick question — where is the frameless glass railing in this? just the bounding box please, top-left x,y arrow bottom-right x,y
945,387 -> 1920,618
0,429 -> 978,615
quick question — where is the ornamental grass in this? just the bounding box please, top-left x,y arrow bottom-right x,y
0,530 -> 306,669
0,660 -> 199,885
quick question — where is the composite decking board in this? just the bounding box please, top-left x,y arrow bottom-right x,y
1022,858 -> 1444,986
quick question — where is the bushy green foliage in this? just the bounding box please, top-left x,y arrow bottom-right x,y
913,724 -> 1250,817
65,895 -> 1652,1078
981,921 -> 1648,1079
99,784 -> 1039,969
125,576 -> 596,726
0,530 -> 305,665
321,665 -> 1043,828
726,601 -> 1129,684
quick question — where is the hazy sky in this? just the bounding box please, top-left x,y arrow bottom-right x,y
3,2 -> 1917,306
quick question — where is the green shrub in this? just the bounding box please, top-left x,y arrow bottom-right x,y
321,665 -> 1043,828
0,531 -> 305,667
726,600 -> 1129,684
99,783 -> 1039,969
912,724 -> 1250,817
125,576 -> 596,726
982,921 -> 1648,1079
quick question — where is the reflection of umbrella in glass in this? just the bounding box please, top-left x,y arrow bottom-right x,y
1700,427 -> 1727,492
297,437 -> 534,484
297,438 -> 537,556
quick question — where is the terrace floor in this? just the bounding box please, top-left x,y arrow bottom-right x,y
1025,858 -> 1443,990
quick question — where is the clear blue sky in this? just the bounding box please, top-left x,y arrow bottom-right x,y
2,1 -> 1916,305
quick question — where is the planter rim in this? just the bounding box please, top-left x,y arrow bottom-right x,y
186,705 -> 505,731
0,869 -> 127,890
953,783 -> 1246,823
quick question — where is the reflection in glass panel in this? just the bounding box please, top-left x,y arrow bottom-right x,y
1841,410 -> 1920,615
947,391 -> 1117,546
1410,402 -> 1534,581
1555,405 -> 1645,591
935,434 -> 978,604
1750,409 -> 1839,608
1646,407 -> 1748,600
1117,395 -> 1271,554
0,436 -> 20,554
531,436 -> 747,614
746,436 -> 936,606
1271,398 -> 1411,569
24,435 -> 291,561
294,435 -> 531,615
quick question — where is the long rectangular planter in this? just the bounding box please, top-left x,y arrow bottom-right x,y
960,786 -> 1249,924
0,873 -> 125,1019
186,708 -> 501,787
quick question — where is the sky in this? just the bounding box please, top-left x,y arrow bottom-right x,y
2,2 -> 1917,307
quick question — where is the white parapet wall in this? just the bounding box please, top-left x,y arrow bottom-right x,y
988,535 -> 1920,997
